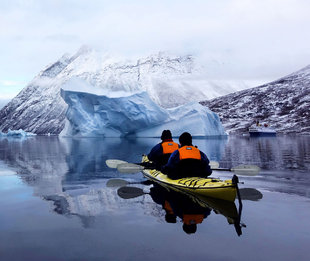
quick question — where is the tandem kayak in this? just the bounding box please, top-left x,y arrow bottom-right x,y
141,155 -> 237,202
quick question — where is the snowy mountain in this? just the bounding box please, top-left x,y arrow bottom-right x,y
0,46 -> 251,135
200,65 -> 310,134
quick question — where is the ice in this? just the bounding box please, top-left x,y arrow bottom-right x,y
0,47 -> 257,135
60,79 -> 227,137
0,129 -> 37,137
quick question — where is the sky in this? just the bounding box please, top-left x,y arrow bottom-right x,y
1,0 -> 310,101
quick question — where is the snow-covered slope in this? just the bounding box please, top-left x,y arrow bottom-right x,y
0,46 -> 251,135
200,65 -> 310,134
60,82 -> 227,137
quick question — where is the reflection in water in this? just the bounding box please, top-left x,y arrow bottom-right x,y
117,184 -> 244,236
218,135 -> 310,171
0,135 -> 309,224
214,135 -> 310,198
1,135 -> 310,261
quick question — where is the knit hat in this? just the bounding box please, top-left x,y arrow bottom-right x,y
179,132 -> 192,146
161,130 -> 172,140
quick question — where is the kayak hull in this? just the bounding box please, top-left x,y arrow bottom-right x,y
141,155 -> 237,202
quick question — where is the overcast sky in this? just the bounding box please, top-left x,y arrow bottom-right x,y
1,0 -> 310,100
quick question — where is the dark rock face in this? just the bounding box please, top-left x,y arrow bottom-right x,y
200,65 -> 310,134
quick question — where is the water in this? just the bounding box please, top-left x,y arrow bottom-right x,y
0,135 -> 310,261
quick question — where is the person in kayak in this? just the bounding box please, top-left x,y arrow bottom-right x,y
147,130 -> 179,169
161,132 -> 212,179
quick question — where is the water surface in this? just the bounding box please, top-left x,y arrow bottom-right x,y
0,135 -> 309,261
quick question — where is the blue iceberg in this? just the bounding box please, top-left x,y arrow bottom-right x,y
0,129 -> 37,137
60,86 -> 227,138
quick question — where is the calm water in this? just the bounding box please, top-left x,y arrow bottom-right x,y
0,135 -> 310,261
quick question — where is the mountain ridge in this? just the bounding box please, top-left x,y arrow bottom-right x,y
200,64 -> 310,134
0,47 -> 252,134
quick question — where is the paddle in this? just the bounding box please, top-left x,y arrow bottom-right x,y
106,159 -> 219,169
117,185 -> 263,201
115,162 -> 260,176
232,174 -> 243,209
106,178 -> 153,187
117,186 -> 149,199
212,165 -> 261,176
106,159 -> 260,176
239,188 -> 263,201
106,159 -> 128,168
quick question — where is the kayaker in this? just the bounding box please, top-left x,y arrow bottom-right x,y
161,132 -> 212,179
147,130 -> 179,168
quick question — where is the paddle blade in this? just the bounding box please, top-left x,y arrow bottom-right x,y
117,186 -> 146,199
210,161 -> 220,169
106,179 -> 129,187
231,165 -> 261,176
117,163 -> 145,173
106,159 -> 128,168
239,188 -> 263,201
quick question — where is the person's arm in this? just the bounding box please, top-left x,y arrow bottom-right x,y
161,150 -> 180,175
200,151 -> 212,176
147,143 -> 162,162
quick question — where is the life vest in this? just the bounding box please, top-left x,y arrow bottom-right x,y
183,214 -> 204,225
164,200 -> 174,214
161,141 -> 179,154
178,146 -> 201,160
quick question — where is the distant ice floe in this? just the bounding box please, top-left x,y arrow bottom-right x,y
0,129 -> 37,137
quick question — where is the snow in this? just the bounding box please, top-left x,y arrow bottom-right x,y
60,79 -> 227,137
35,47 -> 258,106
0,129 -> 37,137
201,63 -> 310,134
0,47 -> 256,135
62,77 -> 137,98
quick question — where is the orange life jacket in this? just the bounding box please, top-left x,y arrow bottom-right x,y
164,200 -> 174,214
178,146 -> 201,160
162,141 -> 179,154
183,214 -> 204,225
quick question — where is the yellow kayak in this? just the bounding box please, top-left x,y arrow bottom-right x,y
141,155 -> 237,202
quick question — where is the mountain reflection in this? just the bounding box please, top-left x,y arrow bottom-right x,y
0,135 -> 309,226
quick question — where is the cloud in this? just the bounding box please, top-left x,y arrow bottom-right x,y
0,0 -> 310,97
0,80 -> 26,99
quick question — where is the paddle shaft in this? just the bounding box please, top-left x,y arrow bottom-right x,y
137,165 -> 231,171
107,159 -> 260,175
212,167 -> 233,172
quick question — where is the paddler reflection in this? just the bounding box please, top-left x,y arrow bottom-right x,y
117,183 -> 244,236
150,184 -> 211,234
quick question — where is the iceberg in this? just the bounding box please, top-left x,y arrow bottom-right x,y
60,80 -> 227,137
0,129 -> 37,137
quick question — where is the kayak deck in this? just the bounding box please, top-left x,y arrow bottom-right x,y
141,155 -> 237,202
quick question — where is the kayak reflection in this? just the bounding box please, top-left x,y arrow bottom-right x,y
117,183 -> 244,236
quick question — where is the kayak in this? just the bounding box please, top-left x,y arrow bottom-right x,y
141,155 -> 237,202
